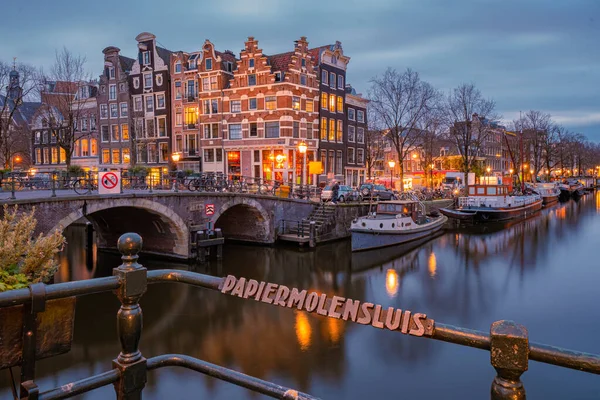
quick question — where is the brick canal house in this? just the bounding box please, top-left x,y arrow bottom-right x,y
171,36 -> 320,183
309,42 -> 350,185
128,32 -> 173,179
97,46 -> 135,171
344,84 -> 368,186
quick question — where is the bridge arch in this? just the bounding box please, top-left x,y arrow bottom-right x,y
211,197 -> 272,243
51,198 -> 189,258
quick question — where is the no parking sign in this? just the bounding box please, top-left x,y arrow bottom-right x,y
99,171 -> 121,194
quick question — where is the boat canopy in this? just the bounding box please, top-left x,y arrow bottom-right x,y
467,185 -> 511,196
376,201 -> 418,215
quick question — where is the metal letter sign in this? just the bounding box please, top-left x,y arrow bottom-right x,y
99,171 -> 121,195
205,204 -> 215,216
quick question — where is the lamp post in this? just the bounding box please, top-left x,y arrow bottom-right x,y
298,141 -> 307,186
388,160 -> 396,191
486,166 -> 491,184
171,152 -> 181,192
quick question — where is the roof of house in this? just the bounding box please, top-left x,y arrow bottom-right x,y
119,55 -> 135,73
157,46 -> 174,65
0,96 -> 41,126
267,51 -> 294,72
308,45 -> 333,65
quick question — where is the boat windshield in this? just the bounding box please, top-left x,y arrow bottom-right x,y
377,203 -> 412,215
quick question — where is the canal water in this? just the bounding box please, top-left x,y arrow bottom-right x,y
1,193 -> 600,399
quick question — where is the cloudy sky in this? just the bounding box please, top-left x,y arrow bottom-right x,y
2,0 -> 599,139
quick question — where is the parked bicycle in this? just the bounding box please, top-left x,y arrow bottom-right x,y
73,177 -> 97,195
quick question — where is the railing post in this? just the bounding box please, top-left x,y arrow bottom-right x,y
148,174 -> 153,194
10,174 -> 16,200
309,220 -> 316,248
490,320 -> 529,400
51,171 -> 56,197
120,168 -> 124,194
112,233 -> 148,400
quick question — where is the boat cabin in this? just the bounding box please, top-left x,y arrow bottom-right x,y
468,185 -> 511,196
376,201 -> 419,222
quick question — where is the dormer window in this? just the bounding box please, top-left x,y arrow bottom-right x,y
249,59 -> 255,68
274,72 -> 282,82
79,86 -> 90,99
225,62 -> 233,73
206,58 -> 212,70
143,51 -> 151,65
188,54 -> 198,70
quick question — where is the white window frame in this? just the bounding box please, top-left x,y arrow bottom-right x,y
100,104 -> 108,119
357,127 -> 365,144
156,94 -> 166,109
109,84 -> 117,100
110,103 -> 118,119
101,126 -> 109,143
120,102 -> 128,118
146,95 -> 154,112
176,112 -> 182,126
206,58 -> 212,70
108,67 -> 115,79
157,116 -> 167,137
144,73 -> 152,89
228,123 -> 242,140
143,51 -> 151,65
231,100 -> 241,113
133,77 -> 140,89
321,70 -> 328,85
175,62 -> 181,73
249,98 -> 257,110
156,74 -> 163,86
348,108 -> 355,121
338,75 -> 344,89
133,96 -> 142,112
357,110 -> 365,123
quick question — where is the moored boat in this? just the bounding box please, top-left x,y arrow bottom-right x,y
529,182 -> 560,206
350,200 -> 447,252
440,184 -> 542,222
558,179 -> 585,199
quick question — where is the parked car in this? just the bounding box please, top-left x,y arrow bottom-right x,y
359,184 -> 396,201
321,185 -> 361,202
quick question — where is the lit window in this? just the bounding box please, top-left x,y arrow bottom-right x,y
320,118 -> 327,140
81,139 -> 89,157
111,125 -> 119,141
329,95 -> 336,112
265,96 -> 276,110
337,120 -> 343,142
185,107 -> 198,126
329,119 -> 335,141
121,124 -> 129,141
102,149 -> 110,164
123,148 -> 130,164
306,100 -> 313,113
337,96 -> 343,113
321,92 -> 327,109
292,96 -> 300,110
112,149 -> 121,164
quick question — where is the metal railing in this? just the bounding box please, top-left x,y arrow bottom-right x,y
0,171 -> 323,202
458,194 -> 541,208
0,232 -> 599,399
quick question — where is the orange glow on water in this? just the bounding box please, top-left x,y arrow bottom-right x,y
428,252 -> 437,277
295,311 -> 312,351
386,269 -> 399,297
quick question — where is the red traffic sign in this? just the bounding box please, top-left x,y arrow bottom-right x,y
101,172 -> 119,189
205,204 -> 215,216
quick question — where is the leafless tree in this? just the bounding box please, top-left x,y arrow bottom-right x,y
39,47 -> 93,168
369,68 -> 438,191
364,107 -> 385,180
521,110 -> 552,178
418,108 -> 444,189
444,83 -> 499,189
0,60 -> 39,169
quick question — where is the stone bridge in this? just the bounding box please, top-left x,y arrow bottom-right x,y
2,193 -> 315,259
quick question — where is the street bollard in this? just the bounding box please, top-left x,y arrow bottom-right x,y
9,174 -> 16,200
51,171 -> 56,197
309,220 -> 316,248
113,233 -> 148,399
490,320 -> 529,400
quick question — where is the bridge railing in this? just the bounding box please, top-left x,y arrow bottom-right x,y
1,232 -> 599,399
0,171 -> 324,202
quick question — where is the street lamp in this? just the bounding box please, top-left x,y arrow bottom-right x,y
486,166 -> 491,185
171,152 -> 181,192
298,141 -> 307,186
388,160 -> 396,190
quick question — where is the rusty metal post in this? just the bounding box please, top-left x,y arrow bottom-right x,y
10,174 -> 16,200
112,233 -> 147,400
490,320 -> 529,400
309,221 -> 316,248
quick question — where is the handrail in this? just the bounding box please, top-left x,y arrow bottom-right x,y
2,233 -> 599,399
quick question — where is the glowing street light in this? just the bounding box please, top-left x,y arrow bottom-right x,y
388,160 -> 396,190
298,141 -> 307,186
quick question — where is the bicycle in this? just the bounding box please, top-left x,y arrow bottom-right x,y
73,178 -> 97,195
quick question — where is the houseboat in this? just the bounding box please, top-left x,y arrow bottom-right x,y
350,200 -> 447,252
558,179 -> 585,199
440,184 -> 542,222
528,182 -> 560,206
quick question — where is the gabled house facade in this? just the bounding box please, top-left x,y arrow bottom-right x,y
344,84 -> 368,186
129,32 -> 173,173
97,46 -> 135,170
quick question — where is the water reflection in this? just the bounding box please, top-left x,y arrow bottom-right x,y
1,194 -> 599,399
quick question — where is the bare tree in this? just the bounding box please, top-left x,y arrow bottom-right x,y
39,47 -> 92,168
419,108 -> 444,190
0,60 -> 39,169
521,110 -> 552,179
369,68 -> 438,191
444,83 -> 499,190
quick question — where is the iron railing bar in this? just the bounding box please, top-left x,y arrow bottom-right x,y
432,323 -> 490,350
0,276 -> 120,308
147,354 -> 320,400
147,270 -> 223,290
529,343 -> 600,374
38,369 -> 120,400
